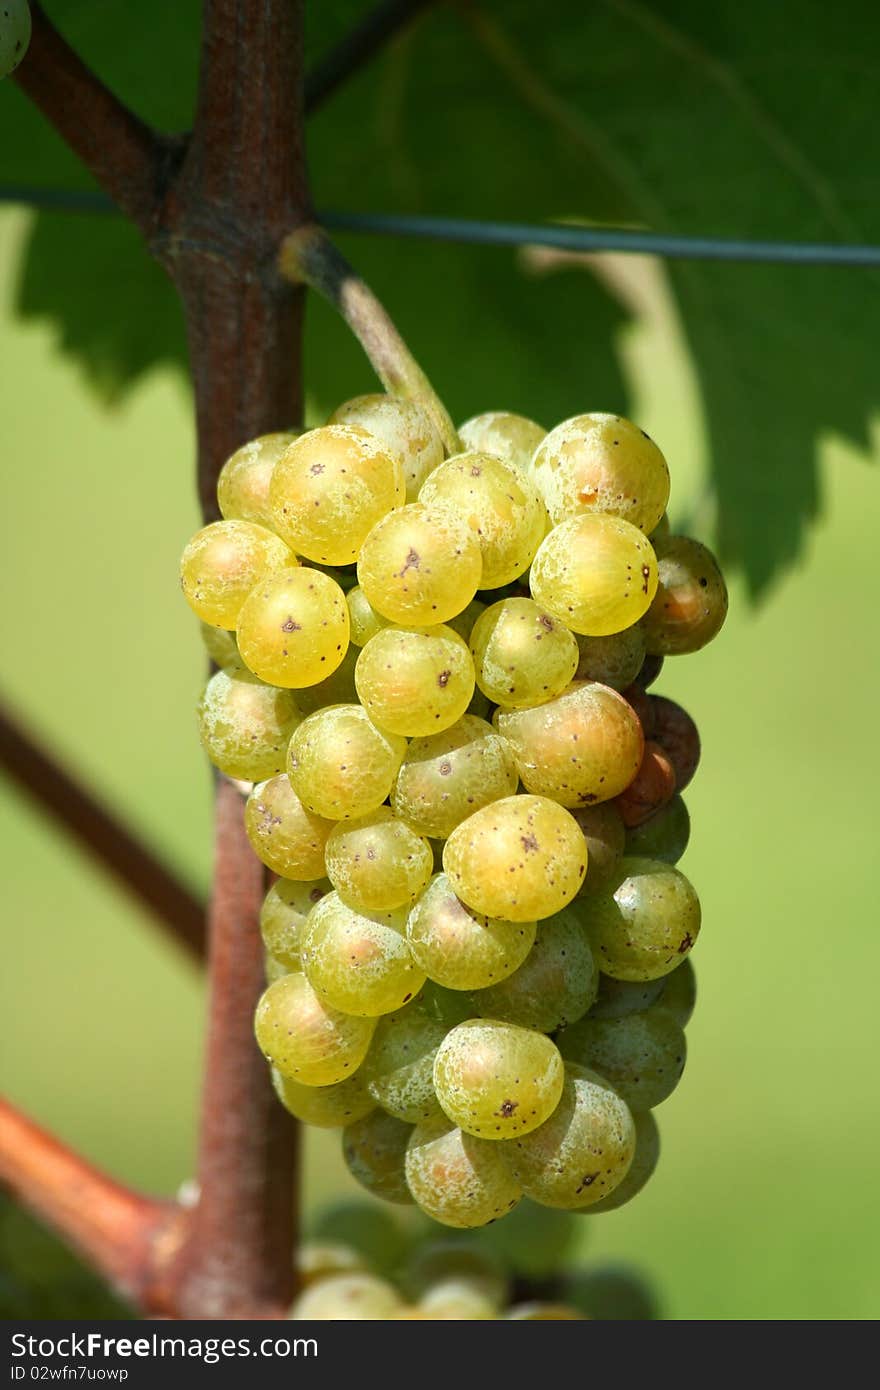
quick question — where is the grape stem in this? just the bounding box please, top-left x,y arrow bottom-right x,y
279,223 -> 462,454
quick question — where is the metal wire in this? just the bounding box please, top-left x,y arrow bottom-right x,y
1,184 -> 879,266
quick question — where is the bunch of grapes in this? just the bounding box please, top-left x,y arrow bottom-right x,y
180,395 -> 726,1234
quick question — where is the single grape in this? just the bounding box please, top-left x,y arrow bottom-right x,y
405,1116 -> 522,1227
236,567 -> 350,688
254,972 -> 375,1085
615,740 -> 676,828
470,908 -> 597,1031
530,514 -> 659,636
415,1286 -> 497,1320
458,410 -> 546,471
391,715 -> 518,840
196,666 -> 299,781
469,597 -> 579,709
443,794 -> 587,922
573,856 -> 701,980
296,1241 -> 369,1287
656,956 -> 697,1028
198,620 -> 240,668
419,980 -> 475,1028
650,512 -> 671,545
325,808 -> 433,913
406,873 -> 536,991
650,695 -> 701,790
309,1200 -> 409,1276
479,1200 -> 577,1278
245,775 -> 334,878
287,703 -> 406,820
635,650 -> 664,688
583,1110 -> 660,1215
217,431 -> 298,530
289,1272 -> 403,1320
271,1065 -> 374,1128
264,953 -> 292,984
498,1062 -> 635,1209
575,626 -> 646,690
506,1304 -> 583,1320
642,535 -> 728,654
357,502 -> 482,626
302,892 -> 425,1017
444,597 -> 486,644
401,1239 -> 509,1310
420,451 -> 546,587
572,802 -> 626,895
587,973 -> 667,1020
292,642 -> 359,715
355,625 -> 475,737
624,793 -> 690,864
621,681 -> 655,736
342,1110 -> 414,1204
260,877 -> 331,970
346,585 -> 389,647
180,519 -> 296,629
496,681 -> 643,808
563,1264 -> 659,1320
362,997 -> 449,1123
558,1007 -> 686,1110
433,1019 -> 564,1140
329,393 -> 444,501
529,413 -> 669,533
269,424 -> 405,564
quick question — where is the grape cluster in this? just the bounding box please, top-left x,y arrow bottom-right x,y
180,395 -> 726,1232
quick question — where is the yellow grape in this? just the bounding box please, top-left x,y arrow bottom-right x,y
495,681 -> 644,807
346,585 -> 390,647
401,1241 -> 509,1310
356,502 -> 482,626
236,568 -> 350,688
642,535 -> 728,655
288,703 -> 406,820
198,620 -> 239,668
293,643 -> 359,714
469,597 -> 579,708
260,877 -> 331,970
572,856 -> 701,981
443,794 -> 587,922
271,1065 -> 375,1128
390,715 -> 518,840
405,1116 -> 522,1228
406,873 -> 536,991
330,393 -> 444,501
419,451 -> 546,587
584,1109 -> 660,1214
355,625 -> 475,737
529,413 -> 669,533
575,626 -> 646,690
458,410 -> 546,471
196,667 -> 300,781
343,1110 -> 414,1205
296,1242 -> 370,1287
530,514 -> 659,636
216,431 -> 298,530
269,424 -> 405,563
290,1272 -> 403,1320
180,519 -> 296,629
254,971 -> 375,1085
325,808 -> 433,913
302,892 -> 426,1017
244,775 -> 334,879
433,1019 -> 564,1140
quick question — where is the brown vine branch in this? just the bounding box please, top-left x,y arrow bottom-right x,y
280,222 -> 461,453
305,0 -> 437,113
0,700 -> 205,962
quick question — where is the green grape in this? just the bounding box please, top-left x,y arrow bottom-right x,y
269,424 -> 405,564
289,1272 -> 403,1320
245,775 -> 334,879
236,567 -> 349,689
355,625 -> 475,737
406,873 -> 536,991
271,1065 -> 374,1128
196,666 -> 300,781
198,620 -> 240,668
419,980 -> 474,1028
302,892 -> 425,1017
530,514 -> 659,637
296,1241 -> 369,1287
216,431 -> 298,530
288,703 -> 406,820
625,794 -> 690,864
470,909 -> 597,1032
362,997 -> 449,1123
264,953 -> 291,984
563,1264 -> 659,1320
642,535 -> 728,655
401,1239 -> 509,1309
346,585 -> 390,647
529,413 -> 669,533
293,643 -> 359,715
656,957 -> 697,1028
443,794 -> 587,922
506,1303 -> 583,1320
391,715 -> 518,840
479,1200 -> 577,1278
496,682 -> 643,808
405,1116 -> 522,1227
573,856 -> 701,980
342,1110 -> 414,1204
0,0 -> 31,78
325,808 -> 433,913
575,626 -> 646,690
433,1019 -> 564,1140
499,1063 -> 635,1209
419,451 -> 546,588
588,973 -> 666,1020
415,1286 -> 497,1319
254,972 -> 375,1085
330,393 -> 444,501
585,1110 -> 660,1214
180,519 -> 296,629
357,502 -> 483,626
444,597 -> 486,643
469,598 -> 579,709
572,802 -> 626,895
558,1007 -> 686,1110
650,512 -> 671,545
458,410 -> 546,472
260,877 -> 331,970
309,1200 -> 409,1276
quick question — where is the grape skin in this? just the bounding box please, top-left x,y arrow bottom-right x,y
444,597 -> 486,644
362,998 -> 449,1123
575,626 -> 646,690
580,1109 -> 660,1214
529,413 -> 669,534
346,585 -> 389,647
433,1019 -> 565,1141
290,1272 -> 403,1321
558,1007 -> 687,1110
656,957 -> 697,1028
357,502 -> 483,626
180,519 -> 296,629
401,1240 -> 509,1310
254,972 -> 376,1085
642,535 -> 728,655
271,1065 -> 375,1128
530,514 -> 659,637
355,625 -> 475,737
406,873 -> 536,991
260,877 -> 331,970
573,856 -> 701,981
302,892 -> 426,1018
292,642 -> 359,715
198,620 -> 240,668
236,568 -> 350,689
624,793 -> 690,863
469,598 -> 579,709
615,739 -> 676,827
391,716 -> 518,840
572,802 -> 627,895
288,703 -> 406,820
587,973 -> 667,1021
650,696 -> 701,790
470,909 -> 598,1033
325,808 -> 433,913
405,1116 -> 522,1228
330,393 -> 444,501
244,775 -> 334,879
420,451 -> 547,588
457,410 -> 546,471
217,431 -> 298,531
342,1110 -> 414,1205
196,666 -> 300,781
